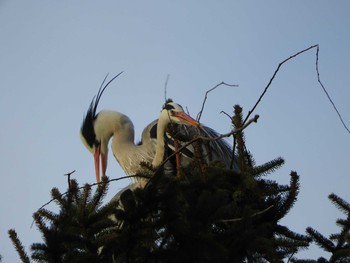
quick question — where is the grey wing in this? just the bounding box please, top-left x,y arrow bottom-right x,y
141,119 -> 158,145
168,124 -> 238,170
198,125 -> 236,169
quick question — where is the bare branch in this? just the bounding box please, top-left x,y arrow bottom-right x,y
64,170 -> 76,177
243,45 -> 318,125
197,82 -> 239,122
219,205 -> 274,223
164,74 -> 170,102
34,174 -> 151,215
243,44 -> 349,134
230,135 -> 237,170
315,46 -> 350,134
64,170 -> 76,189
220,110 -> 233,120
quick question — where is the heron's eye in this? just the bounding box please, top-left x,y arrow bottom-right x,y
164,104 -> 175,111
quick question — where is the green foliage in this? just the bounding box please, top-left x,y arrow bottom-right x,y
9,177 -> 120,263
8,229 -> 30,263
293,194 -> 350,263
9,105 -> 310,262
108,163 -> 308,263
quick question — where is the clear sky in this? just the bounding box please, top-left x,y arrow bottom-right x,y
0,1 -> 349,261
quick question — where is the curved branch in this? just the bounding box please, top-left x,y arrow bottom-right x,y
243,44 -> 349,134
243,45 -> 318,125
197,81 -> 239,122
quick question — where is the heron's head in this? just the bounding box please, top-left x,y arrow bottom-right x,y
80,112 -> 109,184
161,99 -> 200,127
80,73 -> 123,183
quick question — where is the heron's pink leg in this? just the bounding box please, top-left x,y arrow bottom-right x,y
174,139 -> 182,177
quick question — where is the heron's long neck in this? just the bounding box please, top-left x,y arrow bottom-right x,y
152,115 -> 168,167
96,111 -> 135,152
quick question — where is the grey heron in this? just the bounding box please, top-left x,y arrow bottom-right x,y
80,75 -> 200,183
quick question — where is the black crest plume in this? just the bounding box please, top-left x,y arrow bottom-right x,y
162,98 -> 174,110
80,72 -> 124,148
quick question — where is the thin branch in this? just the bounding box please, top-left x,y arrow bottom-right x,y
315,46 -> 350,133
220,110 -> 233,120
197,81 -> 239,122
243,44 -> 349,134
243,44 -> 318,125
164,74 -> 170,102
34,174 -> 150,215
219,205 -> 274,223
286,252 -> 296,263
220,110 -> 238,169
230,135 -> 237,170
64,170 -> 76,189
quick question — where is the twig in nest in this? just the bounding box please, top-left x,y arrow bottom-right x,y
197,81 -> 239,122
155,114 -> 259,174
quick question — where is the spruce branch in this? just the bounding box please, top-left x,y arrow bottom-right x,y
8,229 -> 31,263
32,211 -> 50,236
232,105 -> 247,171
90,176 -> 109,208
303,193 -> 350,262
276,225 -> 311,243
34,175 -> 150,217
328,193 -> 350,215
275,171 -> 300,220
331,248 -> 350,262
35,208 -> 58,223
306,227 -> 335,253
335,218 -> 350,232
252,157 -> 285,178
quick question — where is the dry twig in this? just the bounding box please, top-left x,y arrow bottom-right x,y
219,205 -> 274,223
34,174 -> 150,217
197,81 -> 238,122
315,46 -> 350,133
243,45 -> 318,125
64,170 -> 76,189
243,44 -> 349,134
164,74 -> 170,102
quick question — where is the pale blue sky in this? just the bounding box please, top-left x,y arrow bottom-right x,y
0,1 -> 349,261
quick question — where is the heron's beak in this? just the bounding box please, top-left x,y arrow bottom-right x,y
174,112 -> 200,127
94,146 -> 107,183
